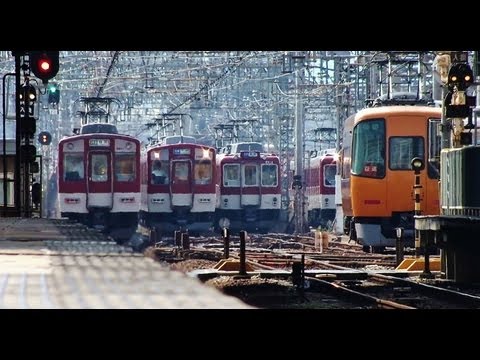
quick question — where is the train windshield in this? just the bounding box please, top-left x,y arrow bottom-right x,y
243,164 -> 259,186
352,119 -> 386,178
195,160 -> 212,185
173,162 -> 189,182
223,164 -> 240,187
389,137 -> 424,170
64,154 -> 85,181
115,154 -> 136,182
324,164 -> 336,186
151,160 -> 169,185
261,164 -> 278,186
91,154 -> 108,182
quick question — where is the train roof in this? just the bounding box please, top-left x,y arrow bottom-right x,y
162,135 -> 197,145
366,92 -> 433,107
145,140 -> 215,153
219,142 -> 265,154
308,151 -> 337,168
355,105 -> 442,120
80,123 -> 118,134
318,148 -> 336,156
59,131 -> 140,144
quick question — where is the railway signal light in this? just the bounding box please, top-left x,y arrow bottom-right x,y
31,161 -> 40,173
447,63 -> 474,91
19,83 -> 37,102
47,83 -> 60,104
445,62 -> 476,118
411,157 -> 425,173
20,116 -> 36,135
19,83 -> 37,118
38,131 -> 52,145
20,144 -> 37,163
29,51 -> 59,84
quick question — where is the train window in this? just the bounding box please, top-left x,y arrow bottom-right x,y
92,154 -> 108,182
0,156 -> 14,206
244,165 -> 258,186
173,162 -> 189,182
152,160 -> 169,184
195,160 -> 212,185
261,164 -> 277,186
224,164 -> 240,187
389,137 -> 424,170
0,157 -> 14,178
0,156 -> 15,206
352,119 -> 385,178
64,154 -> 84,181
324,164 -> 336,186
428,118 -> 441,179
115,154 -> 136,182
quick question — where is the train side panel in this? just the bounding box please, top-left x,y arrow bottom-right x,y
339,114 -> 354,235
305,152 -> 337,228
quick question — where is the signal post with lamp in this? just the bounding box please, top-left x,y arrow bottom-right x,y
12,51 -> 60,217
18,80 -> 39,217
411,157 -> 434,279
415,51 -> 480,282
29,51 -> 59,85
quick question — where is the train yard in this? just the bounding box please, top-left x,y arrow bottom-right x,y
2,216 -> 480,309
145,232 -> 480,309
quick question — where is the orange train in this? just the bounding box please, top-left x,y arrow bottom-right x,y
339,102 -> 442,252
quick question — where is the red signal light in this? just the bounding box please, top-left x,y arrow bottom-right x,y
39,58 -> 51,72
29,51 -> 59,84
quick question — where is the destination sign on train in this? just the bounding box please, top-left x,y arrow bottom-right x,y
89,139 -> 110,147
174,148 -> 191,155
241,151 -> 260,159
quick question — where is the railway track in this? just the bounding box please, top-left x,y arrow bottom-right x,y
147,232 -> 480,309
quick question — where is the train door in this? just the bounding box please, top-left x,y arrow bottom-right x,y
241,163 -> 260,206
171,160 -> 192,207
87,152 -> 113,208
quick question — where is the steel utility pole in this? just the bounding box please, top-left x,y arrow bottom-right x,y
292,53 -> 306,234
13,52 -> 22,216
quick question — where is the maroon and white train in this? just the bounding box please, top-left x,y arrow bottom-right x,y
138,135 -> 217,236
304,148 -> 337,229
215,142 -> 282,233
57,123 -> 141,239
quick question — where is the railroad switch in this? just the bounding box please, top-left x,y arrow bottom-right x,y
213,259 -> 254,272
396,257 -> 441,272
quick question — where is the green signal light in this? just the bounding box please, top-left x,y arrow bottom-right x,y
47,83 -> 60,104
